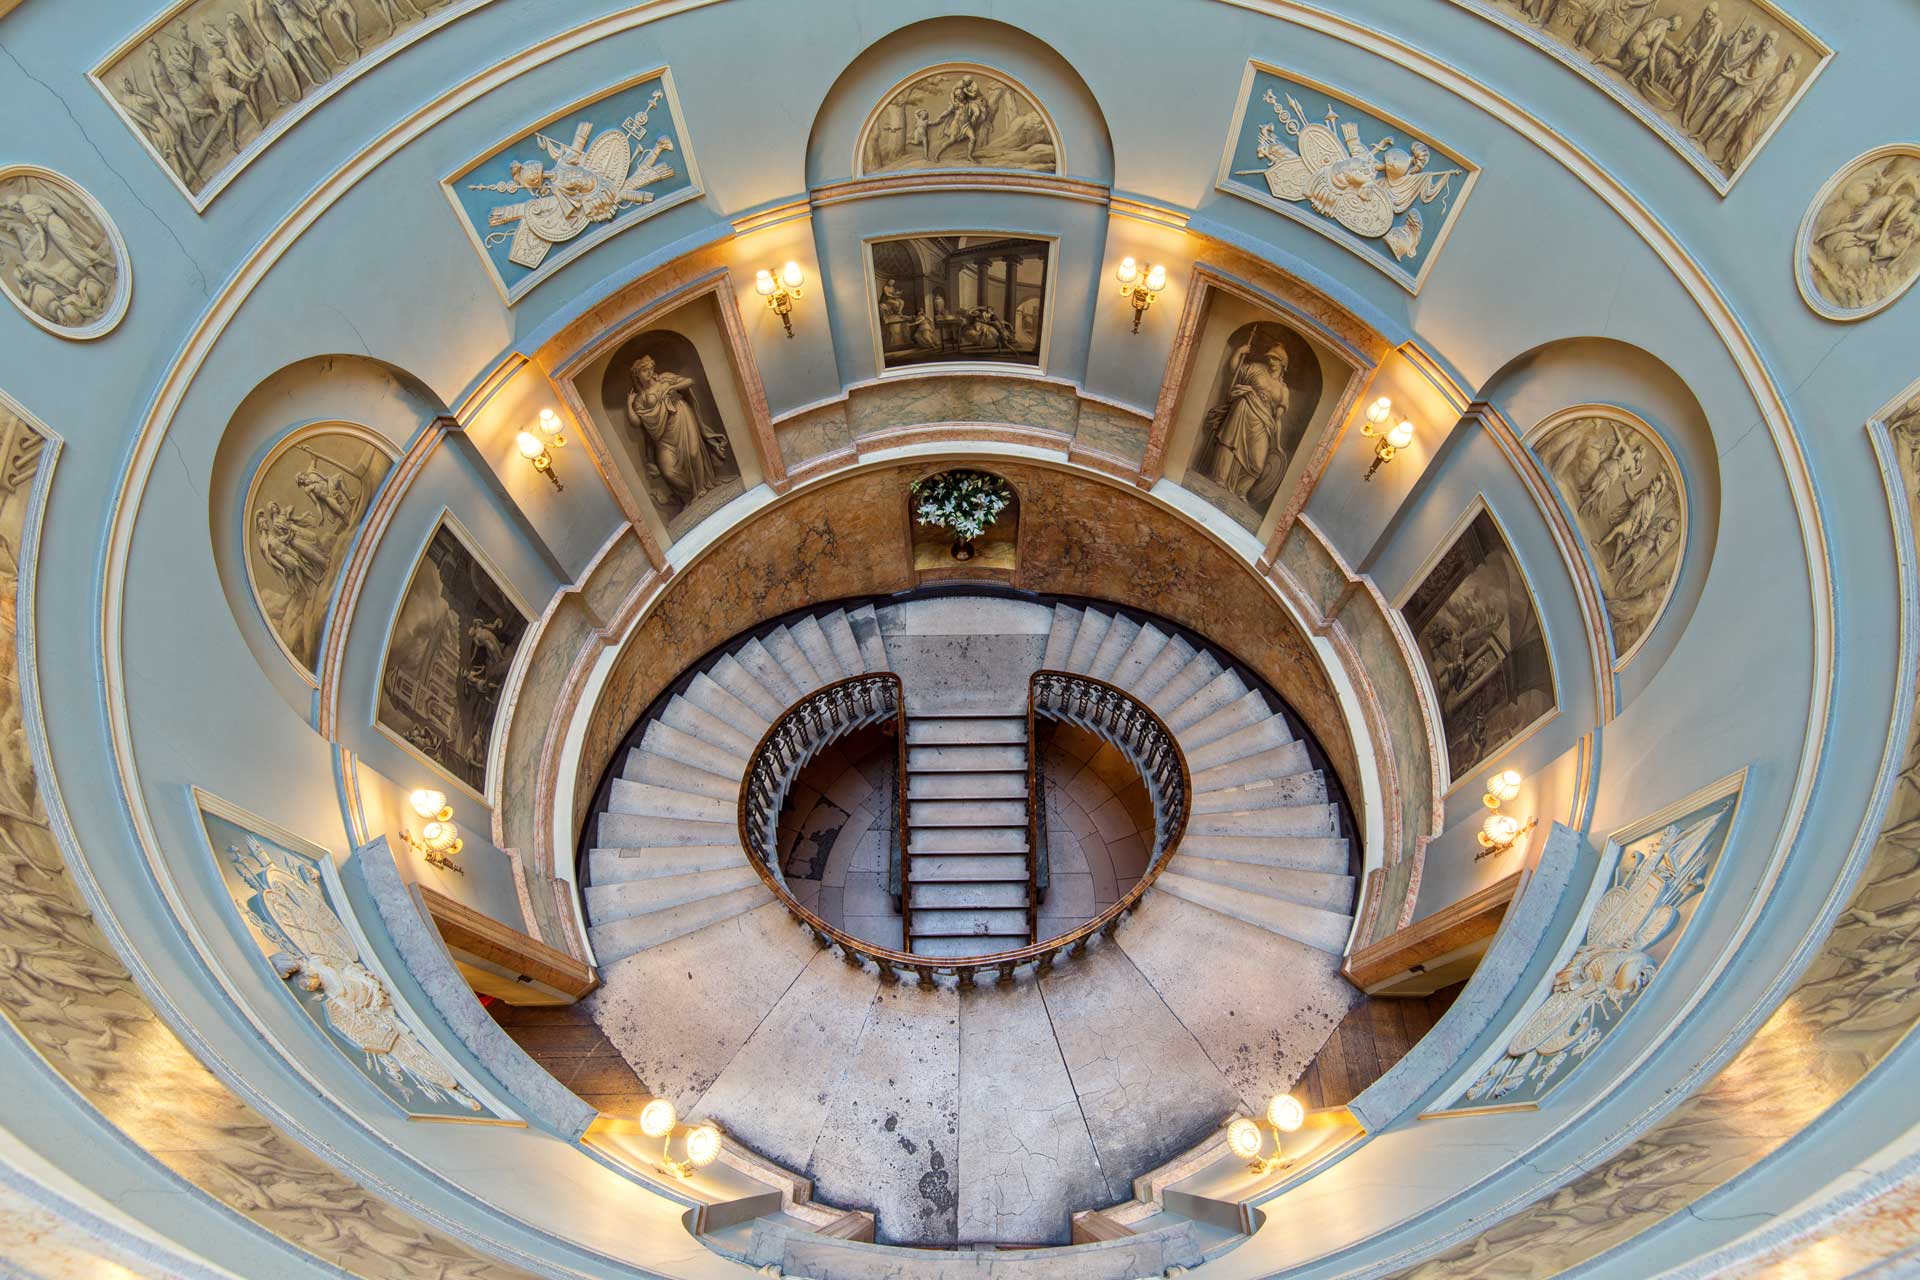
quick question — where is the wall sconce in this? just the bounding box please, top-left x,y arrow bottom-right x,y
401,789 -> 464,873
1361,397 -> 1416,482
516,407 -> 566,492
635,1098 -> 723,1178
754,261 -> 805,338
1114,256 -> 1168,333
1477,769 -> 1535,858
1226,1093 -> 1307,1175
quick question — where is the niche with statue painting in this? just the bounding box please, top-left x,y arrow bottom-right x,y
908,466 -> 1021,584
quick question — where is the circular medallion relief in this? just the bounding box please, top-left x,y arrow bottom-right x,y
1796,143 -> 1920,322
0,165 -> 132,340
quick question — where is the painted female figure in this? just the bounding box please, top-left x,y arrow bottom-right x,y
624,354 -> 730,509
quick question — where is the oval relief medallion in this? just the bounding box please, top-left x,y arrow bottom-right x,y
1797,144 -> 1920,321
0,166 -> 132,340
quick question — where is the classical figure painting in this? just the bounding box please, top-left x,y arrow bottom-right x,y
1186,321 -> 1324,532
1440,780 -> 1740,1113
245,426 -> 393,677
1445,0 -> 1828,194
376,521 -> 528,795
93,0 -> 488,208
198,795 -> 504,1121
1533,409 -> 1686,666
869,236 -> 1050,372
0,167 -> 131,340
1403,506 -> 1558,785
1798,146 -> 1920,321
857,65 -> 1060,175
444,69 -> 699,303
1218,63 -> 1478,293
596,327 -> 743,538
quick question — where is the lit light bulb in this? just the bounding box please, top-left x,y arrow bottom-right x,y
780,260 -> 804,290
1484,769 -> 1522,807
684,1123 -> 722,1168
754,268 -> 776,296
537,407 -> 561,436
1144,263 -> 1168,292
1387,419 -> 1415,450
1226,1116 -> 1265,1160
516,430 -> 545,460
419,820 -> 455,850
408,789 -> 448,820
1115,255 -> 1139,285
639,1097 -> 676,1138
1366,396 -> 1393,426
1483,812 -> 1520,847
1266,1093 -> 1306,1133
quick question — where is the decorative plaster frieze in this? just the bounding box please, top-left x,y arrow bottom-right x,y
1795,143 -> 1920,322
0,166 -> 131,340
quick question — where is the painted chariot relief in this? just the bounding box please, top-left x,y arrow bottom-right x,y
197,796 -> 503,1120
0,167 -> 131,340
1532,408 -> 1686,667
1217,64 -> 1478,294
1403,505 -> 1558,785
1798,146 -> 1920,321
93,0 -> 489,209
857,65 -> 1061,175
244,426 -> 394,678
444,70 -> 700,304
1442,781 -> 1739,1112
868,236 -> 1052,373
376,520 -> 528,795
1446,0 -> 1828,194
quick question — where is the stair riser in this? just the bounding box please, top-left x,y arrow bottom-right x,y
608,779 -> 733,822
1176,834 -> 1349,876
1166,854 -> 1355,914
599,812 -> 739,848
1185,807 -> 1339,838
1191,774 -> 1328,812
588,845 -> 745,884
588,884 -> 772,963
1156,872 -> 1351,954
586,866 -> 764,924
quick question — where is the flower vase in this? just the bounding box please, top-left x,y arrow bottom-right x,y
950,538 -> 976,562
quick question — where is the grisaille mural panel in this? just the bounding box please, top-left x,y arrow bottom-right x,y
1394,390 -> 1920,1277
868,235 -> 1052,373
244,425 -> 393,678
92,0 -> 489,209
1797,145 -> 1920,322
443,68 -> 700,303
856,64 -> 1061,175
596,329 -> 742,539
1532,408 -> 1686,666
1217,62 -> 1478,293
1445,0 -> 1829,194
1403,505 -> 1557,785
376,519 -> 528,795
0,390 -> 532,1276
0,167 -> 131,340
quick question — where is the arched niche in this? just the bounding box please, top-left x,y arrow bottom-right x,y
805,17 -> 1115,188
209,354 -> 446,719
1481,337 -> 1720,707
906,464 -> 1022,584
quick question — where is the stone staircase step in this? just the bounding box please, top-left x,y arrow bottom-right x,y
588,883 -> 773,964
1147,652 -> 1222,717
1155,871 -> 1352,954
848,604 -> 889,672
1178,692 -> 1273,752
621,747 -> 738,800
597,810 -> 739,848
910,907 -> 1031,938
708,653 -> 786,723
1185,717 -> 1295,772
908,935 -> 1031,959
907,716 -> 1027,746
1109,622 -> 1169,691
1165,854 -> 1354,914
683,672 -> 772,736
585,865 -> 765,924
735,636 -> 802,705
588,843 -> 746,885
1132,632 -> 1196,702
1064,609 -> 1112,673
1042,605 -> 1082,670
906,744 -> 1028,772
907,799 -> 1027,827
762,626 -> 825,694
1175,833 -> 1349,875
1166,670 -> 1249,732
908,772 -> 1028,800
1192,771 -> 1327,812
821,610 -> 865,679
607,778 -> 734,822
1088,614 -> 1141,681
909,852 -> 1033,881
908,881 -> 1029,910
791,614 -> 845,683
1185,804 -> 1339,838
910,828 -> 1028,855
640,720 -> 748,779
1189,742 -> 1311,790
661,697 -> 759,758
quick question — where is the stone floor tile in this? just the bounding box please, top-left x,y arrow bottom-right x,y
1091,794 -> 1138,843
1107,833 -> 1150,880
841,914 -> 904,950
843,870 -> 893,917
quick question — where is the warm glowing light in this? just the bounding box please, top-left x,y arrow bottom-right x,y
1366,396 -> 1393,426
684,1123 -> 722,1168
537,407 -> 561,435
1483,812 -> 1520,847
420,820 -> 457,850
1387,419 -> 1415,450
780,260 -> 805,290
1265,1093 -> 1306,1132
1143,263 -> 1168,292
639,1098 -> 677,1138
1226,1116 -> 1264,1159
1115,255 -> 1140,285
754,268 -> 777,296
408,789 -> 448,819
1484,769 -> 1522,807
516,430 -> 545,460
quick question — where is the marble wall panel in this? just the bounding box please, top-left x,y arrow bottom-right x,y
775,401 -> 855,471
847,373 -> 1079,438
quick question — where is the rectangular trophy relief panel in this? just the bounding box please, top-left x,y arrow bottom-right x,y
865,234 -> 1054,375
442,67 -> 702,304
563,290 -> 763,548
1216,62 -> 1479,294
93,0 -> 493,210
1445,0 -> 1830,194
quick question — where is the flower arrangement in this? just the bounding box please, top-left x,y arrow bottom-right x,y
910,470 -> 1012,544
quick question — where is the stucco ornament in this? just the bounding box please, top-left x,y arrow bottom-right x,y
1465,804 -> 1727,1103
0,166 -> 131,340
467,93 -> 677,273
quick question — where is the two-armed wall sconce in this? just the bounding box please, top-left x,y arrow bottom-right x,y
1361,397 -> 1416,481
1114,256 -> 1168,333
402,789 -> 464,873
1478,768 -> 1535,858
515,407 -> 566,492
755,261 -> 806,338
1226,1092 -> 1308,1175
637,1098 -> 723,1179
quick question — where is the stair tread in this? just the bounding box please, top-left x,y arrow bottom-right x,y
735,636 -> 802,704
706,654 -> 786,724
684,672 -> 772,736
588,843 -> 746,884
906,716 -> 1027,745
607,778 -> 733,822
1147,652 -> 1222,716
791,614 -> 846,684
849,604 -> 890,673
909,882 -> 1029,909
1167,670 -> 1250,732
588,883 -> 772,963
598,810 -> 739,847
910,907 -> 1031,936
1156,871 -> 1351,954
1192,771 -> 1328,811
1186,718 -> 1295,772
821,610 -> 866,680
908,773 -> 1028,800
640,720 -> 748,780
1166,853 -> 1354,914
585,865 -> 763,925
909,935 -> 1031,959
910,853 -> 1033,881
661,697 -> 758,758
1185,804 -> 1338,838
1064,609 -> 1112,673
910,828 -> 1028,855
908,799 -> 1027,826
1042,605 -> 1082,671
1189,742 -> 1311,790
762,627 -> 824,695
1175,833 -> 1349,875
1088,615 -> 1141,681
621,747 -> 738,800
1133,633 -> 1196,702
907,744 -> 1027,771
1109,622 -> 1170,691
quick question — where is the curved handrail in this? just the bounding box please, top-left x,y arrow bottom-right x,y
736,669 -> 1190,981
